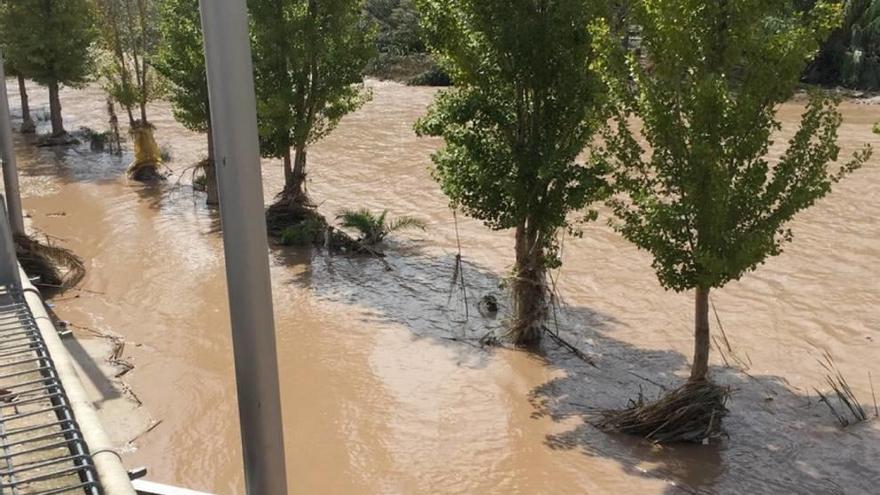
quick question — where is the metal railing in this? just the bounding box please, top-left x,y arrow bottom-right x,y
0,288 -> 101,495
0,195 -> 102,494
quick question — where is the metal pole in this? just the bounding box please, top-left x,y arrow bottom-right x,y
198,1 -> 288,494
0,52 -> 25,237
0,196 -> 21,288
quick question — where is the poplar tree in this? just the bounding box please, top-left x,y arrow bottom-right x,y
0,0 -> 96,137
95,0 -> 163,180
154,0 -> 217,204
250,0 -> 374,226
415,0 -> 612,346
605,0 -> 872,385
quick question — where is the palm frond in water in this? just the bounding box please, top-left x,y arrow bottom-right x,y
337,208 -> 425,244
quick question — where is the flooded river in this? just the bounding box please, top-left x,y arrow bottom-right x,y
6,80 -> 880,494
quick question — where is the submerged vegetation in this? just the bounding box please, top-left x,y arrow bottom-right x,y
0,0 -> 874,455
815,351 -> 876,427
336,208 -> 426,245
595,381 -> 730,444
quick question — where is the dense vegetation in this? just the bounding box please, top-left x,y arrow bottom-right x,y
802,0 -> 880,89
364,0 -> 450,85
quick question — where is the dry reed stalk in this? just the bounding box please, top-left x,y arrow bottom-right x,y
595,381 -> 729,444
816,351 -> 868,427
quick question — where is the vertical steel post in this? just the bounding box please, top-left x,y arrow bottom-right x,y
198,1 -> 288,493
0,52 -> 25,237
0,196 -> 21,288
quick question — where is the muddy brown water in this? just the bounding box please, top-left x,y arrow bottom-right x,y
6,80 -> 880,494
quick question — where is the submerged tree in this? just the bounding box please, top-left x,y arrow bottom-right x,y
0,0 -> 96,138
250,0 -> 374,229
95,0 -> 164,180
154,0 -> 218,204
601,0 -> 870,439
12,71 -> 35,134
415,0 -> 613,346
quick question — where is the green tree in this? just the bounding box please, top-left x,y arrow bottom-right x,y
605,0 -> 871,383
95,0 -> 160,125
95,0 -> 164,180
840,0 -> 880,87
365,0 -> 424,56
415,0 -> 612,346
0,0 -> 96,137
153,0 -> 218,204
803,0 -> 880,89
250,0 -> 374,220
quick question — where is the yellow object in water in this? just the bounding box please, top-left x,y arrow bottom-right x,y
127,125 -> 162,177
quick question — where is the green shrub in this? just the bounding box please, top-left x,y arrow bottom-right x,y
407,64 -> 452,86
280,217 -> 326,246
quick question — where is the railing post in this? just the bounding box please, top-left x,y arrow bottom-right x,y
0,195 -> 21,288
198,1 -> 289,493
0,51 -> 26,237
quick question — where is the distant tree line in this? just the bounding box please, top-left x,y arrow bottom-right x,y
364,0 -> 880,90
800,0 -> 880,89
363,0 -> 450,85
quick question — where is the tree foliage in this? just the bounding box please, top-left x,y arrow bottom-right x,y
365,0 -> 424,56
250,0 -> 374,163
415,0 -> 612,344
95,0 -> 162,126
154,0 -> 218,202
0,0 -> 97,135
0,0 -> 96,88
154,0 -> 208,134
605,0 -> 871,295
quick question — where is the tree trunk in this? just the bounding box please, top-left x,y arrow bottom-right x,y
282,146 -> 309,206
47,80 -> 65,137
690,287 -> 711,382
291,146 -> 307,198
139,101 -> 148,126
282,147 -> 293,190
17,75 -> 35,134
509,222 -> 547,347
205,121 -> 219,206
